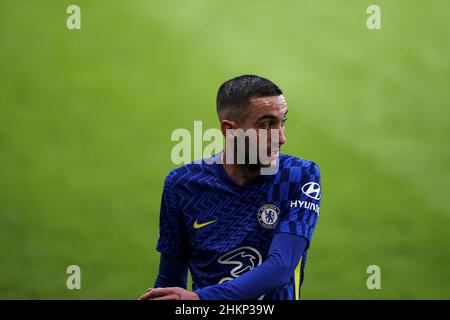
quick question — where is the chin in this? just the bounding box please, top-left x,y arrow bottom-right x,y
258,152 -> 279,168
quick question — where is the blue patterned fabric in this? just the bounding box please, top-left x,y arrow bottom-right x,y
156,152 -> 321,299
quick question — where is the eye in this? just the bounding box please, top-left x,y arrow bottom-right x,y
261,122 -> 271,129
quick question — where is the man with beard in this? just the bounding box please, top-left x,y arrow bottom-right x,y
139,75 -> 322,300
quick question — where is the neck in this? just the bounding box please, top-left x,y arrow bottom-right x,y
221,150 -> 260,186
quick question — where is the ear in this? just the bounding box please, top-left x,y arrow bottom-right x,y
220,120 -> 236,138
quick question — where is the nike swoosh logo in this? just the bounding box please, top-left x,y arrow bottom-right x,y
194,219 -> 217,229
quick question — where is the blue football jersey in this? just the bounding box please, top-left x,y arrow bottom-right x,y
156,152 -> 321,300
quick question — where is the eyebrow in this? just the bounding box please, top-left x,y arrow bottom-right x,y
256,115 -> 279,122
256,109 -> 289,122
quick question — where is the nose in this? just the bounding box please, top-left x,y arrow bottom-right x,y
278,126 -> 286,146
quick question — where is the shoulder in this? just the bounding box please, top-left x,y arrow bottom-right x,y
279,153 -> 320,176
279,154 -> 322,200
164,156 -> 217,188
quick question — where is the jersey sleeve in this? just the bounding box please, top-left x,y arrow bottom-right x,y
275,161 -> 321,249
155,171 -> 188,256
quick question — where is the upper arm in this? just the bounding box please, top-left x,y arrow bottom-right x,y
156,171 -> 189,256
276,161 -> 321,249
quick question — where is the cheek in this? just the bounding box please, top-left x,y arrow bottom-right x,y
254,129 -> 271,144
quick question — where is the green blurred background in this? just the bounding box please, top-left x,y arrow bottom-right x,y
1,0 -> 449,299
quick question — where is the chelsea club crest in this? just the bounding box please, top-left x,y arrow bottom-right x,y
257,204 -> 280,229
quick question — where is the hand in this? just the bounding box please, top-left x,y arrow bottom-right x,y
138,287 -> 200,300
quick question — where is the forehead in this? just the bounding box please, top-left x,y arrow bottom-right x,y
248,95 -> 287,115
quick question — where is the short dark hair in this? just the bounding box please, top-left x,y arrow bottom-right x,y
216,75 -> 283,121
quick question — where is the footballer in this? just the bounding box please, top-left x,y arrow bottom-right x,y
139,75 -> 322,300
